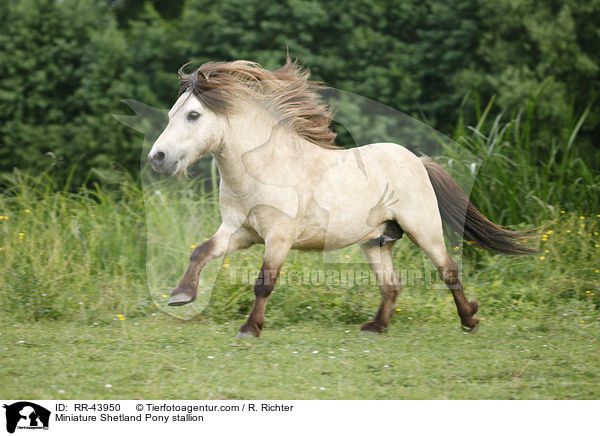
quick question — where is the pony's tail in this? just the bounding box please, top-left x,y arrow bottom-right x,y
421,157 -> 535,255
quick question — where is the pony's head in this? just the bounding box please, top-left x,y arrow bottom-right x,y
148,89 -> 225,176
148,57 -> 337,176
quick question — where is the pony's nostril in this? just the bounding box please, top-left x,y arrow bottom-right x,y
149,151 -> 166,167
154,151 -> 165,162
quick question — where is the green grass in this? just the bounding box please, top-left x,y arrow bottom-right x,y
1,176 -> 599,399
1,316 -> 599,399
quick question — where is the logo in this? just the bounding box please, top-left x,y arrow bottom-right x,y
3,402 -> 50,434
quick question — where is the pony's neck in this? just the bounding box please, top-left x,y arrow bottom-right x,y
212,104 -> 303,193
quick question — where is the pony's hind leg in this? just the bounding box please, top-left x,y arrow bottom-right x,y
439,256 -> 479,332
359,241 -> 402,333
407,228 -> 479,332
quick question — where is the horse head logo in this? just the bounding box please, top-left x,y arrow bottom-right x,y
3,402 -> 50,433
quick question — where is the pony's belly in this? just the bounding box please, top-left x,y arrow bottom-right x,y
324,221 -> 383,250
293,188 -> 393,251
292,221 -> 383,251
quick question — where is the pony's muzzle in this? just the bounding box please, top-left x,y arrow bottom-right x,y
148,150 -> 173,173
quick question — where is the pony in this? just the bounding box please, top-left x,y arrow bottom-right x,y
148,57 -> 532,337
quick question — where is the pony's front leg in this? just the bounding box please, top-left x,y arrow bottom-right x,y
169,225 -> 253,306
237,234 -> 292,338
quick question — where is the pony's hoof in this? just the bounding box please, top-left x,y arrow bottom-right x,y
360,321 -> 384,334
168,288 -> 196,306
360,329 -> 379,335
462,318 -> 480,334
237,322 -> 261,338
236,330 -> 259,338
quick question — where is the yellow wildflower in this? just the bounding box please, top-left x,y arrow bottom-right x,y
560,210 -> 565,214
25,209 -> 30,213
539,256 -> 545,261
190,245 -> 196,248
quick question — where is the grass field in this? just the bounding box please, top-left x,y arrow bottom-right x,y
2,314 -> 599,400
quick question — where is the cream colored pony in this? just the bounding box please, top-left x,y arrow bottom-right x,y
148,58 -> 531,337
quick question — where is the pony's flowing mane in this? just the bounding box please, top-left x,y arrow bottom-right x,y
178,57 -> 338,149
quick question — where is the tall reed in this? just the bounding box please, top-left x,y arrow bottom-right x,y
444,92 -> 598,225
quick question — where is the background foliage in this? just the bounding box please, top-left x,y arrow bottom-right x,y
0,0 -> 598,220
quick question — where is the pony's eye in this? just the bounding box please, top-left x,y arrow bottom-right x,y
187,111 -> 201,121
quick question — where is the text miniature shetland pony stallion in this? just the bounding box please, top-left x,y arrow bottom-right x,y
148,58 -> 532,337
